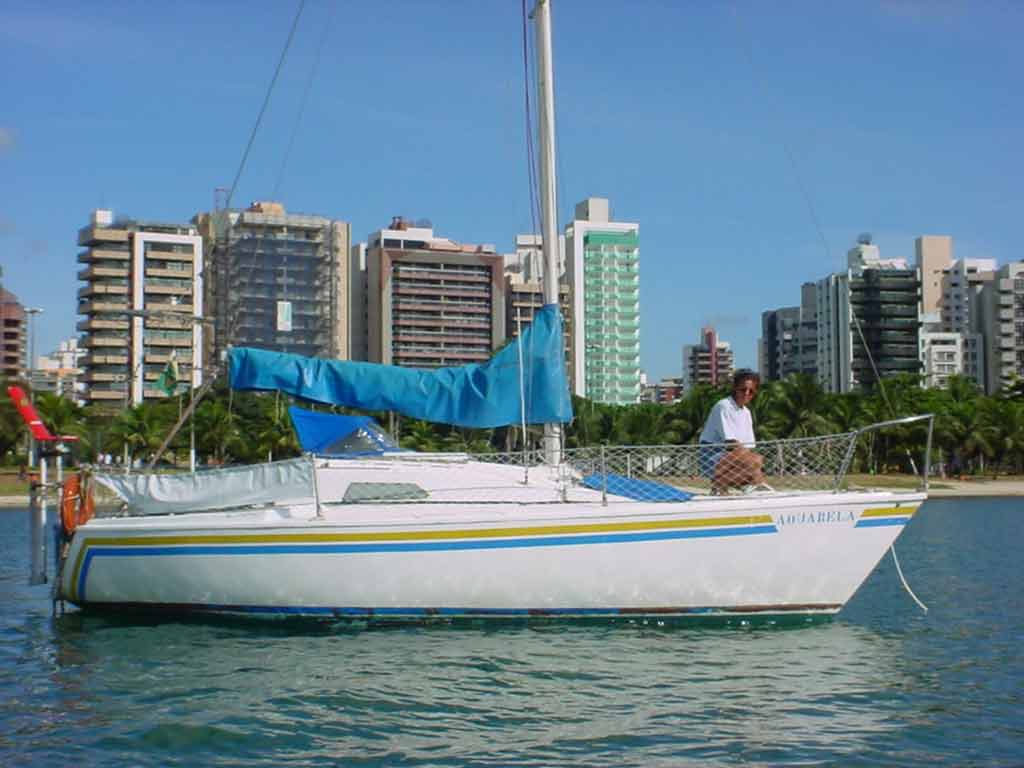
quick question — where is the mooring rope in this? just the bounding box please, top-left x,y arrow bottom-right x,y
890,543 -> 929,613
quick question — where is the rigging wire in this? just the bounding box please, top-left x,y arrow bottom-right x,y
222,0 -> 308,352
225,0 -> 307,213
520,0 -> 541,462
149,0 -> 307,469
521,0 -> 541,238
523,0 -> 568,458
732,8 -> 897,415
273,0 -> 334,199
271,0 -> 336,354
733,9 -> 928,612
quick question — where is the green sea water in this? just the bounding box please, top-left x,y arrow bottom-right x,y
1,498 -> 1022,766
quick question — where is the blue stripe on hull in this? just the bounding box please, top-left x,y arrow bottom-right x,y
854,518 -> 909,528
74,602 -> 843,619
76,523 -> 777,601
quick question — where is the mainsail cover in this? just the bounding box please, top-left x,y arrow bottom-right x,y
229,304 -> 573,429
94,457 -> 315,516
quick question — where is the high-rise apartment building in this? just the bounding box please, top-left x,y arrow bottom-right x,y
682,327 -> 735,390
33,339 -> 86,401
641,376 -> 684,404
195,201 -> 351,361
761,306 -> 799,381
980,261 -> 1024,394
816,236 -> 921,393
914,235 -> 994,388
0,287 -> 26,381
920,331 -> 963,390
760,283 -> 818,382
364,219 -> 505,367
941,258 -> 995,388
564,198 -> 640,404
77,209 -> 204,407
916,235 -> 953,318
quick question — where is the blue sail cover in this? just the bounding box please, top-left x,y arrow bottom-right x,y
288,406 -> 402,456
229,304 -> 573,429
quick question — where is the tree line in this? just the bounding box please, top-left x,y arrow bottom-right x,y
2,373 -> 1023,475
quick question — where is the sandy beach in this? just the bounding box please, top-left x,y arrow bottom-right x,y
926,478 -> 1024,497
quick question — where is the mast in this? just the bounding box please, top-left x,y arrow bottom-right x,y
534,0 -> 562,465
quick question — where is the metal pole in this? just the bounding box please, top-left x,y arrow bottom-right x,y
923,415 -> 934,492
25,307 -> 43,469
534,0 -> 562,467
190,381 -> 196,473
29,452 -> 47,585
310,454 -> 323,519
601,446 -> 607,506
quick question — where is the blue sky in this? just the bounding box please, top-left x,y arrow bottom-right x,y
1,0 -> 1021,382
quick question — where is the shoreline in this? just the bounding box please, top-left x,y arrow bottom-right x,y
1,477 -> 1021,509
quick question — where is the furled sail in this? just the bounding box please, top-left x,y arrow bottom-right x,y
229,304 -> 573,429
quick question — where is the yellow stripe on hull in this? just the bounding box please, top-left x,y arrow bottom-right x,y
860,505 -> 918,519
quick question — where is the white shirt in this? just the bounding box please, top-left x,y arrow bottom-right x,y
699,396 -> 755,446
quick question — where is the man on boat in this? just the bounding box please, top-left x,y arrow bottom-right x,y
699,369 -> 765,494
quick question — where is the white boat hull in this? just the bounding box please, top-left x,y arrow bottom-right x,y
60,490 -> 922,620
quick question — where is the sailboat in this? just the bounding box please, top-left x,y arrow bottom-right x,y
53,0 -> 932,622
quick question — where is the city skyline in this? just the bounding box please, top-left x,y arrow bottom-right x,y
2,1 -> 1021,381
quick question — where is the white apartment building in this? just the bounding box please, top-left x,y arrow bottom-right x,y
34,338 -> 87,402
915,235 -> 995,389
920,327 -> 963,390
78,209 -> 204,407
980,261 -> 1024,394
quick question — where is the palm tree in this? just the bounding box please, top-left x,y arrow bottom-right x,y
937,398 -> 993,475
34,392 -> 84,438
982,399 -> 1024,475
946,374 -> 980,405
747,379 -> 780,440
194,400 -> 243,464
761,374 -> 834,439
611,403 -> 678,445
253,395 -> 300,462
400,419 -> 444,452
0,382 -> 26,462
566,395 -> 606,448
679,384 -> 726,444
107,404 -> 174,465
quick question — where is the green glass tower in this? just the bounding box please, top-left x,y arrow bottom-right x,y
565,198 -> 640,405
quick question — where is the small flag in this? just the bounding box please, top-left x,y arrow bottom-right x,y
156,352 -> 180,396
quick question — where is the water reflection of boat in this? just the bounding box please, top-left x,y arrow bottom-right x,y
44,615 -> 911,763
51,0 -> 930,622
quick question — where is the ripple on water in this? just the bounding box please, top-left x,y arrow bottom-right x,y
1,500 -> 1023,766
